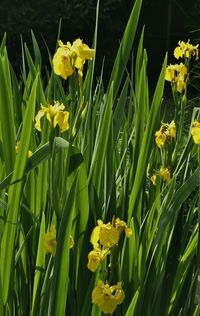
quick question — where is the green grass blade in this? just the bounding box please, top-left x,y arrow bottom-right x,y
48,178 -> 77,316
128,54 -> 167,222
0,48 -> 16,174
0,75 -> 38,303
107,0 -> 143,99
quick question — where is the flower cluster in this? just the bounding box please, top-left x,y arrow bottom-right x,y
35,101 -> 69,133
155,120 -> 176,148
165,63 -> 187,93
165,40 -> 199,94
88,217 -> 132,313
151,167 -> 171,185
53,38 -> 95,79
92,280 -> 125,314
174,40 -> 199,61
191,120 -> 200,144
87,218 -> 132,272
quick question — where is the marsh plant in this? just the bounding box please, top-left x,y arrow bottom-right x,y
0,0 -> 199,315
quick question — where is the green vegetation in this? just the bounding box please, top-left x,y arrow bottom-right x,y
0,0 -> 199,315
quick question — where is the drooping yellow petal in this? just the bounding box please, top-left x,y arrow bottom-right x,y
72,38 -> 95,60
168,120 -> 176,138
53,47 -> 74,80
191,120 -> 200,144
155,129 -> 167,148
115,218 -> 132,238
53,111 -> 70,132
87,249 -> 101,272
174,46 -> 183,59
90,225 -> 101,248
35,110 -> 46,132
165,65 -> 175,82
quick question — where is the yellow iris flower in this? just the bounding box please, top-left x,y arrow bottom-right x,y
35,101 -> 69,133
155,120 -> 176,148
87,247 -> 110,272
53,46 -> 74,80
151,167 -> 171,185
90,220 -> 120,248
174,40 -> 199,60
92,280 -> 125,314
53,38 -> 95,79
191,120 -> 200,144
44,225 -> 57,256
158,167 -> 171,183
165,63 -> 187,93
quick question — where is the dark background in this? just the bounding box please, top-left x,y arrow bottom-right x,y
0,0 -> 200,84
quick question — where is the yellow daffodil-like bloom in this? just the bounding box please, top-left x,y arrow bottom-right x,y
165,63 -> 187,93
91,220 -> 120,248
155,129 -> 167,148
191,120 -> 200,144
158,167 -> 171,183
92,280 -> 125,314
53,46 -> 74,79
87,247 -> 110,272
114,218 -> 132,238
53,38 -> 95,78
44,225 -> 57,256
155,120 -> 176,148
174,40 -> 199,60
151,167 -> 171,185
35,101 -> 69,133
16,142 -> 33,158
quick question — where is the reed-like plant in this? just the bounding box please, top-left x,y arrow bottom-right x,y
0,0 -> 199,315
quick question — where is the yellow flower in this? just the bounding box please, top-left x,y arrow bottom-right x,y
44,225 -> 57,256
158,167 -> 171,183
114,218 -> 132,238
53,46 -> 74,79
155,129 -> 167,148
87,249 -> 101,272
87,247 -> 110,272
71,38 -> 95,77
191,120 -> 200,144
71,38 -> 95,60
150,174 -> 157,185
35,101 -> 69,133
168,120 -> 176,138
165,65 -> 176,82
98,220 -> 120,248
165,63 -> 187,93
90,220 -> 120,248
155,121 -> 176,148
174,40 -> 199,60
92,280 -> 125,314
53,38 -> 95,78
